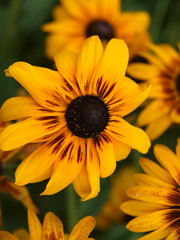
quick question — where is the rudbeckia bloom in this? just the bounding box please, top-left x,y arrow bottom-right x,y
42,0 -> 150,60
0,209 -> 96,240
121,139 -> 180,240
128,43 -> 180,140
0,36 -> 150,200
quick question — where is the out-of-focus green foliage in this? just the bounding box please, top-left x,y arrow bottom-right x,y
0,0 -> 179,239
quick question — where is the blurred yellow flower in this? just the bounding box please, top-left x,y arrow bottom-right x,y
128,43 -> 180,140
0,36 -> 150,200
42,0 -> 150,59
121,139 -> 180,240
96,165 -> 136,230
0,209 -> 96,240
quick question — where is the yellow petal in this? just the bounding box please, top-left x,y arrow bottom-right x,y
137,224 -> 170,240
0,231 -> 19,240
121,200 -> 165,217
42,212 -> 65,240
84,139 -> 100,201
114,80 -> 151,117
137,100 -> 171,126
76,36 -> 103,95
145,114 -> 172,141
98,0 -> 120,19
15,141 -> 60,185
41,137 -> 85,195
107,117 -> 150,154
110,137 -> 131,161
126,209 -> 171,232
166,228 -> 180,240
13,229 -> 30,240
74,140 -> 100,201
61,0 -> 88,20
154,144 -> 180,185
0,117 -> 61,151
68,216 -> 96,240
127,186 -> 180,206
134,173 -> 174,189
5,62 -> 62,111
28,209 -> 42,240
147,42 -> 176,68
170,102 -> 180,123
93,38 -> 129,93
73,164 -> 91,200
127,63 -> 158,80
139,157 -> 175,185
0,97 -> 39,121
95,137 -> 116,178
54,51 -> 79,98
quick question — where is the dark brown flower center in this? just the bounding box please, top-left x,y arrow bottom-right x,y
86,20 -> 115,41
176,74 -> 180,95
65,95 -> 109,138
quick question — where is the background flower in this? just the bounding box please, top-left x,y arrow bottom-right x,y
121,139 -> 180,240
128,43 -> 180,140
42,0 -> 151,60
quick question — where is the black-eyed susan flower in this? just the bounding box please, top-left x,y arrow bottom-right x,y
128,43 -> 180,140
0,209 -> 96,240
96,165 -> 136,230
121,139 -> 180,240
0,36 -> 150,200
42,0 -> 150,60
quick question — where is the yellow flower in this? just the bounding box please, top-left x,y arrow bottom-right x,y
121,139 -> 180,240
0,36 -> 150,200
96,165 -> 136,230
0,209 -> 96,240
128,43 -> 180,140
42,0 -> 150,60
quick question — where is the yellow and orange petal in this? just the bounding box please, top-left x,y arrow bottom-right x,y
42,0 -> 151,59
0,209 -> 96,240
128,42 -> 180,140
0,36 -> 150,200
121,139 -> 180,239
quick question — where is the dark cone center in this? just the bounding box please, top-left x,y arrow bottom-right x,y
86,20 -> 115,41
65,95 -> 109,138
176,74 -> 180,95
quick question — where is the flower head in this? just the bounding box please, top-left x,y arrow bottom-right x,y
0,36 -> 150,200
42,0 -> 150,59
128,43 -> 180,140
121,139 -> 180,240
0,209 -> 96,240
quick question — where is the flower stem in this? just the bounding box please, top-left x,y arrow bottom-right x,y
150,0 -> 171,43
0,0 -> 21,58
66,184 -> 79,232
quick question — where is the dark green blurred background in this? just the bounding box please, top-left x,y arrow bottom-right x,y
0,0 -> 180,239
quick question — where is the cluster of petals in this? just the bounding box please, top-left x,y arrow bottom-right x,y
0,209 -> 95,240
0,36 -> 150,200
128,43 -> 180,140
121,139 -> 180,240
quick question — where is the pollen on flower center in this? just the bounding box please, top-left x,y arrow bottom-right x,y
176,74 -> 180,95
86,20 -> 115,41
65,95 -> 109,138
